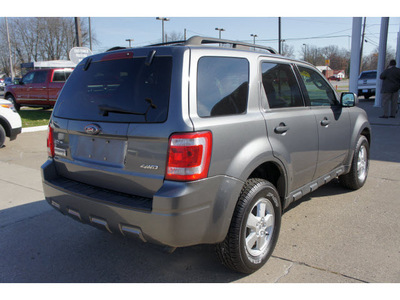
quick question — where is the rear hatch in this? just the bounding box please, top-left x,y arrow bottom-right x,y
50,46 -> 190,198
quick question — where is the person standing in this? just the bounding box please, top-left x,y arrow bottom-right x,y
379,59 -> 400,118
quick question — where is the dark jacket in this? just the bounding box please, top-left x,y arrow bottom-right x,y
380,66 -> 400,93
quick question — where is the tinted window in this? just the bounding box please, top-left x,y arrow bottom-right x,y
197,57 -> 249,117
53,70 -> 73,82
262,63 -> 303,109
33,71 -> 47,84
22,72 -> 34,84
54,56 -> 172,123
359,71 -> 377,80
298,66 -> 338,106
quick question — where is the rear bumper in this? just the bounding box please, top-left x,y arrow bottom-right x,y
357,88 -> 376,96
41,159 -> 243,247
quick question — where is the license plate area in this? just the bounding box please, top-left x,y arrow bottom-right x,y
362,89 -> 368,93
70,135 -> 127,168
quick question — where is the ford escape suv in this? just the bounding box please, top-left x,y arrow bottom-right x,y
41,36 -> 371,274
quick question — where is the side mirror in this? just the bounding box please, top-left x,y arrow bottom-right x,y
340,92 -> 358,107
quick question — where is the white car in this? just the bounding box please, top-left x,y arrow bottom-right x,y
0,98 -> 22,148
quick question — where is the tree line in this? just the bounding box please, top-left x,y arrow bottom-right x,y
0,17 -> 94,76
286,43 -> 396,75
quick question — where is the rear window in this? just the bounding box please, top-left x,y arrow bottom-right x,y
53,56 -> 172,123
359,71 -> 377,80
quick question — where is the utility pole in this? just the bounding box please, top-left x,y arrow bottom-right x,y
75,17 -> 82,47
278,17 -> 282,54
360,17 -> 367,73
184,28 -> 187,40
5,17 -> 14,80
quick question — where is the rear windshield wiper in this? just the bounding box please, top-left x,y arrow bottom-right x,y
99,98 -> 157,121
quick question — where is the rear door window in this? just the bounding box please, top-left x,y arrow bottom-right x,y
54,56 -> 172,123
197,57 -> 249,117
261,62 -> 304,109
32,71 -> 47,84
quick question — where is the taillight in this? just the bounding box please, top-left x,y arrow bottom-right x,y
165,131 -> 212,181
47,125 -> 55,158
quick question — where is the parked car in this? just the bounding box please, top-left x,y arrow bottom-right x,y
4,68 -> 73,110
41,36 -> 371,274
0,98 -> 22,148
328,75 -> 341,81
358,70 -> 377,99
0,78 -> 5,90
4,77 -> 14,86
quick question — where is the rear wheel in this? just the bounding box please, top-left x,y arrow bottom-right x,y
339,135 -> 369,190
216,178 -> 281,274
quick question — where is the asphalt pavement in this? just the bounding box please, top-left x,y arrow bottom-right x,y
0,99 -> 399,284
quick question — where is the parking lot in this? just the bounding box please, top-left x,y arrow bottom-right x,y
0,99 -> 399,283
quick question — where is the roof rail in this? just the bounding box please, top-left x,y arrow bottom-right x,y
146,40 -> 186,47
146,36 -> 278,54
186,36 -> 278,54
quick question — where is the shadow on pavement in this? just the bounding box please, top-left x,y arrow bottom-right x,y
0,201 -> 245,283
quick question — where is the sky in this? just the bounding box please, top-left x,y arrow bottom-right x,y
89,17 -> 400,58
2,0 -> 400,60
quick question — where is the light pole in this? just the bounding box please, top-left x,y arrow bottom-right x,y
125,39 -> 134,48
156,17 -> 170,43
215,28 -> 225,39
250,34 -> 258,44
303,43 -> 307,61
281,39 -> 286,54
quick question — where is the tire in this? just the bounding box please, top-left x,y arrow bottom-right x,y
339,135 -> 369,190
216,178 -> 281,274
0,124 -> 6,148
6,95 -> 20,111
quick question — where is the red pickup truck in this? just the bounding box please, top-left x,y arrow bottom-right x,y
4,68 -> 73,110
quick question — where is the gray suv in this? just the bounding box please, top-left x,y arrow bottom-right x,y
41,36 -> 371,274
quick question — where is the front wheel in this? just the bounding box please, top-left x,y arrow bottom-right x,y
339,135 -> 370,190
216,178 -> 281,274
0,124 -> 6,148
6,95 -> 20,111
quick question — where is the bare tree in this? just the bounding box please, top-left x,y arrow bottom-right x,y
361,46 -> 395,71
0,17 -> 96,76
282,43 -> 295,58
166,31 -> 184,42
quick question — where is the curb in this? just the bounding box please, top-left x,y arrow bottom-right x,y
22,125 -> 48,133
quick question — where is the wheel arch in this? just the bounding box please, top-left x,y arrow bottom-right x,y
0,116 -> 11,137
247,160 -> 287,211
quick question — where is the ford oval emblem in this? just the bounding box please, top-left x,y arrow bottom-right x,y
84,124 -> 101,135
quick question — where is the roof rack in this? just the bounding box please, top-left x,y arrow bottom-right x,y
147,36 -> 278,55
186,36 -> 278,54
